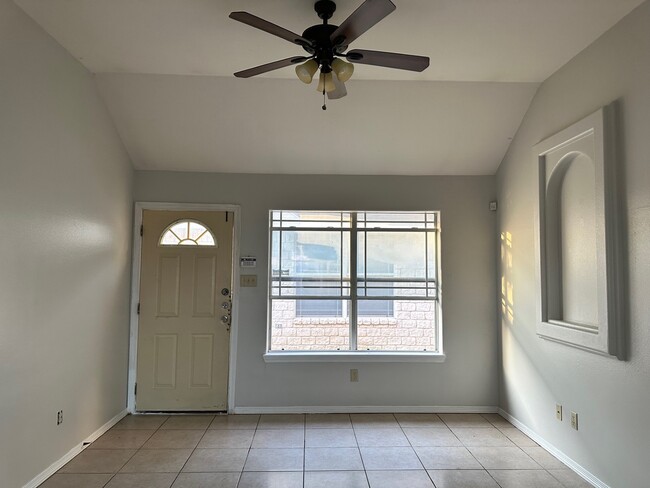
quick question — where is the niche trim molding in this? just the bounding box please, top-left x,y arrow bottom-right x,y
533,105 -> 622,358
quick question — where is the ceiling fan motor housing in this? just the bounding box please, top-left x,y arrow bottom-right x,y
303,1 -> 346,71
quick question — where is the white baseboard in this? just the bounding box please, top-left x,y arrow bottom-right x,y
233,405 -> 499,414
23,409 -> 128,488
498,408 -> 607,488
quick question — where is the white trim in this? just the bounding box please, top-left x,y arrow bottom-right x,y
233,405 -> 498,414
23,409 -> 127,488
263,352 -> 446,363
498,408 -> 605,488
128,202 -> 241,414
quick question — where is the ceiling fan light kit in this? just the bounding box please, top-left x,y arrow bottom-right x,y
229,0 -> 430,108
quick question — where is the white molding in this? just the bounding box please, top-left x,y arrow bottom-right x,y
233,405 -> 498,414
532,105 -> 622,358
498,408 -> 606,488
23,409 -> 128,488
128,202 -> 242,414
263,352 -> 446,363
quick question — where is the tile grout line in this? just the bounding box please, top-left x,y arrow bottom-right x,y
165,415 -> 215,488
236,414 -> 262,488
396,413 -> 439,487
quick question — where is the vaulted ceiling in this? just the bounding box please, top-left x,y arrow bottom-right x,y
15,0 -> 644,174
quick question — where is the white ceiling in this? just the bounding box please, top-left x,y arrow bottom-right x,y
14,0 -> 643,174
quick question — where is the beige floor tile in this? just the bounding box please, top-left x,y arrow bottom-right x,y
209,415 -> 260,430
305,428 -> 357,448
183,448 -> 248,472
452,427 -> 515,447
354,428 -> 409,447
171,472 -> 240,488
120,449 -> 192,473
306,414 -> 352,429
481,414 -> 511,427
40,474 -> 113,488
403,427 -> 461,447
469,447 -> 541,470
350,414 -> 398,429
90,430 -> 155,449
305,447 -> 363,471
394,414 -> 444,428
428,470 -> 499,488
113,416 -> 168,430
198,429 -> 255,448
367,470 -> 434,488
439,414 -> 493,428
252,429 -> 305,448
305,471 -> 369,488
243,448 -> 304,471
238,471 -> 303,488
489,469 -> 563,488
547,469 -> 593,488
59,449 -> 136,473
360,447 -> 423,470
497,427 -> 538,447
160,416 -> 214,430
415,447 -> 482,470
105,473 -> 176,488
142,430 -> 204,449
257,414 -> 305,430
521,446 -> 567,469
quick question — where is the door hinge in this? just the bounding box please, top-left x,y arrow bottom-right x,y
225,212 -> 229,222
137,303 -> 140,315
140,224 -> 143,236
134,383 -> 137,396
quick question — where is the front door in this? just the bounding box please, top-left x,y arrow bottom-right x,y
136,210 -> 233,411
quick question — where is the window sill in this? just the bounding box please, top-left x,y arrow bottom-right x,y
263,351 -> 446,363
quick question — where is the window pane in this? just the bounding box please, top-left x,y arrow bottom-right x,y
270,299 -> 350,351
170,221 -> 188,240
357,300 -> 436,351
364,232 -> 426,279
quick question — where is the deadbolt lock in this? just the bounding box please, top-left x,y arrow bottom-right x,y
221,301 -> 231,310
221,288 -> 230,296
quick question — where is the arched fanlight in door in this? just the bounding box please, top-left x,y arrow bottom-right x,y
159,220 -> 217,247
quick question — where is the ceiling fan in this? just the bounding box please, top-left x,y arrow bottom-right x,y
229,0 -> 430,108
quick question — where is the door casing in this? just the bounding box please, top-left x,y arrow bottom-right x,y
128,202 -> 241,413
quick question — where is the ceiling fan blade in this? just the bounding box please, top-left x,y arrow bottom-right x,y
346,49 -> 429,72
330,0 -> 396,47
328,75 -> 348,100
234,56 -> 310,78
229,12 -> 312,47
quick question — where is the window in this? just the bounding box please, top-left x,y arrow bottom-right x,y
159,220 -> 216,247
269,211 -> 440,353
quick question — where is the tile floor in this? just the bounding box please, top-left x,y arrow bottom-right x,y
41,413 -> 592,488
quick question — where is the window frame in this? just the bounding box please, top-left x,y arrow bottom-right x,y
265,210 -> 444,361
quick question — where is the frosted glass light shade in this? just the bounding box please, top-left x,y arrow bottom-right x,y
295,59 -> 319,84
317,72 -> 336,93
332,58 -> 354,82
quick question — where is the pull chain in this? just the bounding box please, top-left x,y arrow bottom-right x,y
322,89 -> 327,110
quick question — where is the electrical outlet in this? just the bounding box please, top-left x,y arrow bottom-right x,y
56,410 -> 63,425
350,369 -> 359,382
570,412 -> 578,430
556,404 -> 563,421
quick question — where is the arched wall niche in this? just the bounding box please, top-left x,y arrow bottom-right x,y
533,105 -> 623,359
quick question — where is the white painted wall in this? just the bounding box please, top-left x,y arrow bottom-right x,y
496,1 -> 650,486
135,173 -> 498,410
0,1 -> 133,486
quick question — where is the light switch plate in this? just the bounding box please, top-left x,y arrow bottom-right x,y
240,274 -> 257,287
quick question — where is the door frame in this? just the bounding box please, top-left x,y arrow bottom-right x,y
128,202 -> 242,413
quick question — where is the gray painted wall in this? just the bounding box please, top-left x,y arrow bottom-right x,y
0,1 -> 134,486
496,2 -> 650,486
135,173 -> 498,410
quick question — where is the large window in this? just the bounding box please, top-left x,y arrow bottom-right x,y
268,211 -> 440,353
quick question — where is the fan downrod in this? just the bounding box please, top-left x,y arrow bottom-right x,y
314,0 -> 336,21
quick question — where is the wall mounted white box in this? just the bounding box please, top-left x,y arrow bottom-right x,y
533,105 -> 623,358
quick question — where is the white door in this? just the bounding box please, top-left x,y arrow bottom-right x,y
136,210 -> 233,411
